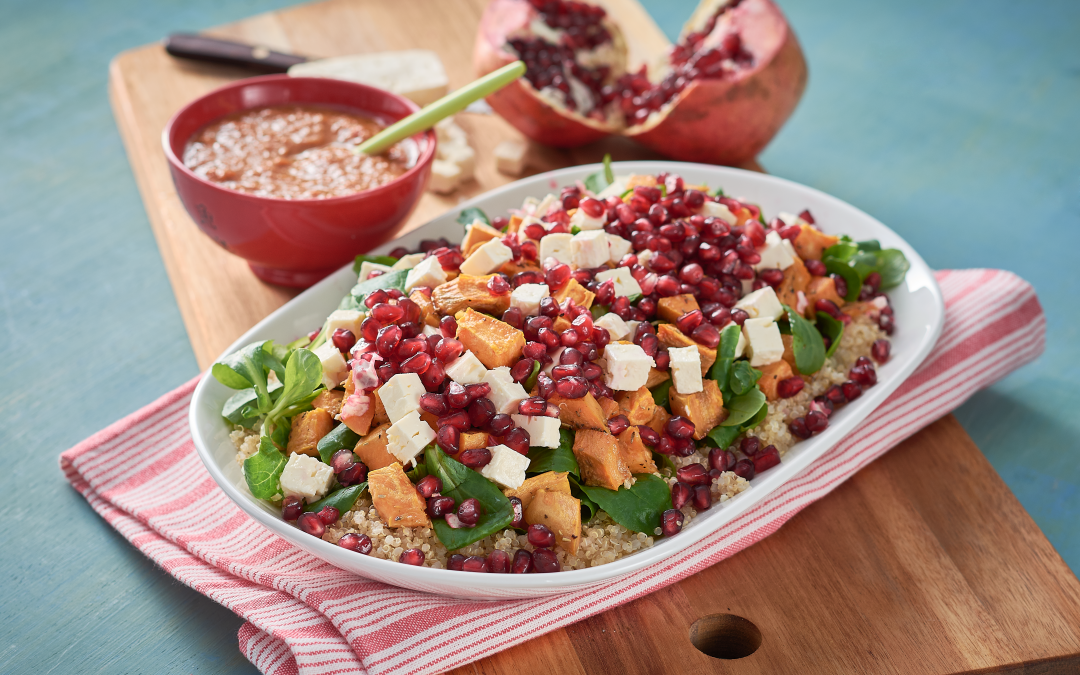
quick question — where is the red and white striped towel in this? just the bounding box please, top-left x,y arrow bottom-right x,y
60,269 -> 1044,675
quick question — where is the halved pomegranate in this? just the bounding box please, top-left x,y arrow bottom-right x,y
474,0 -> 808,164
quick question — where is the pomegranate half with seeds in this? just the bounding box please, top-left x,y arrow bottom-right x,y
474,0 -> 807,165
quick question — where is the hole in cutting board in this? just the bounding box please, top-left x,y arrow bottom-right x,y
689,614 -> 762,660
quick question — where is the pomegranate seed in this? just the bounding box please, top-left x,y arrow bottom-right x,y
666,416 -> 695,440
849,364 -> 878,386
297,512 -> 325,537
815,299 -> 843,319
825,385 -> 846,405
527,524 -> 556,548
732,458 -> 756,480
778,224 -> 801,240
399,549 -> 424,566
581,197 -> 605,218
468,398 -> 496,428
638,426 -> 660,446
671,482 -> 692,509
797,209 -> 815,224
331,449 -> 355,474
805,410 -> 829,434
434,338 -> 464,363
777,377 -> 805,398
458,447 -> 491,469
427,495 -> 455,518
804,259 -> 827,277
420,361 -> 446,390
437,409 -> 470,430
661,509 -> 684,537
810,396 -> 833,418
532,548 -> 561,573
371,303 -> 404,324
463,556 -> 489,573
832,274 -> 848,299
457,498 -> 482,527
545,263 -> 572,289
448,553 -> 466,570
436,424 -> 460,454
552,364 -> 583,380
692,485 -> 712,510
503,427 -> 531,454
872,339 -> 891,363
607,414 -> 630,436
446,382 -> 470,408
440,315 -> 457,338
789,417 -> 811,439
317,505 -> 340,525
489,549 -> 511,573
511,358 -> 536,383
753,445 -> 781,473
655,275 -> 680,297
691,323 -> 721,348
676,463 -> 711,486
730,308 -> 749,326
518,397 -> 547,416
842,380 -> 863,401
401,352 -> 432,374
879,313 -> 895,335
509,496 -> 524,529
489,413 -> 513,436
488,275 -> 511,296
555,376 -> 588,398
511,549 -> 533,574
759,269 -> 785,288
331,328 -> 356,354
864,271 -> 882,292
675,310 -> 704,334
415,475 -> 442,499
582,362 -> 603,380
281,495 -> 303,521
709,447 -> 736,472
376,325 -> 402,356
338,533 -> 372,554
741,436 -> 761,457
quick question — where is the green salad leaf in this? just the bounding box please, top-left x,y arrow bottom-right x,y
211,341 -> 275,411
584,153 -> 614,194
651,379 -> 672,408
353,254 -> 399,275
825,259 -> 862,302
317,423 -> 361,464
406,461 -> 429,482
816,312 -> 845,359
527,428 -> 580,476
350,268 -> 410,306
222,381 -> 282,428
706,425 -> 741,450
243,436 -> 289,500
425,445 -> 514,550
728,361 -> 762,396
456,207 -> 490,227
783,305 -> 826,375
823,239 -> 910,292
569,479 -> 599,521
523,360 -> 541,393
303,483 -> 367,514
709,324 -> 744,400
575,473 -> 672,534
266,348 -> 322,422
720,389 -> 767,428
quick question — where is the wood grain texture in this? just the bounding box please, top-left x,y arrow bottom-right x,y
108,1 -> 1080,673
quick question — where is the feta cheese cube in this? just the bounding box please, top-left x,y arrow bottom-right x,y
480,444 -> 531,489
435,117 -> 468,146
669,346 -> 703,394
594,313 -> 630,341
742,317 -> 785,367
734,327 -> 747,359
378,373 -> 426,424
358,261 -> 392,281
539,232 -> 574,266
278,453 -> 334,503
313,341 -> 348,390
607,234 -> 632,263
445,350 -> 488,385
603,343 -> 654,391
637,249 -> 653,268
392,252 -> 426,270
422,324 -> 441,337
438,141 -> 475,182
595,267 -> 643,299
701,201 -> 737,225
386,410 -> 436,465
596,176 -> 628,200
734,286 -> 785,321
569,206 -> 605,231
459,239 -> 512,276
777,211 -> 806,227
494,140 -> 528,176
753,231 -> 796,271
570,230 -> 609,269
510,283 -> 550,316
624,320 -> 642,341
405,255 -> 447,292
530,193 -> 557,219
429,158 -> 462,194
482,367 -> 528,414
325,309 -> 364,337
510,414 -> 561,449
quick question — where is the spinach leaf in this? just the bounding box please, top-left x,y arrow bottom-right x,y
652,451 -> 677,476
728,361 -> 762,396
823,241 -> 859,263
569,479 -> 598,521
651,379 -> 672,408
425,445 -> 514,550
874,249 -> 910,289
857,239 -> 882,252
350,268 -> 410,306
783,305 -> 826,375
456,207 -> 490,227
353,254 -> 399,274
720,389 -> 767,428
825,259 -> 862,302
708,324 -> 743,399
317,423 -> 361,464
523,360 -> 541,393
825,241 -> 909,292
527,428 -> 580,476
575,473 -> 672,534
406,461 -> 429,482
591,304 -> 609,320
706,425 -> 741,450
303,483 -> 367,514
243,436 -> 288,500
584,153 -> 614,194
816,312 -> 844,359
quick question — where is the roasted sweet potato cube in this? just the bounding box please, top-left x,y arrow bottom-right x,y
311,389 -> 345,417
758,360 -> 795,401
506,214 -> 523,234
615,386 -> 657,426
646,368 -> 671,389
657,323 -> 715,374
781,334 -> 797,371
409,288 -> 440,327
433,275 -> 511,316
553,278 -> 594,309
625,174 -> 658,189
656,294 -> 700,323
372,386 -> 390,426
844,301 -> 881,321
504,471 -> 571,508
647,406 -> 671,437
598,396 -> 621,420
352,423 -> 397,470
460,431 -> 489,452
669,380 -> 727,440
805,276 -> 844,318
572,429 -> 631,490
340,376 -> 375,435
499,259 -> 542,277
553,316 -> 572,334
455,308 -> 525,369
793,225 -> 840,262
286,408 -> 333,457
461,220 -> 504,253
368,462 -> 430,528
525,489 -> 582,554
777,257 -> 810,309
617,427 -> 658,474
550,392 -> 608,431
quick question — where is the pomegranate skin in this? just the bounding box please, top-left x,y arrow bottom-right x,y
627,0 -> 808,165
473,0 -> 621,148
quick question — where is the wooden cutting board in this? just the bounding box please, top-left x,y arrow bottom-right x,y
108,1 -> 1080,672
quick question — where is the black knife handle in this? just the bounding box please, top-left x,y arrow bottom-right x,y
164,33 -> 308,73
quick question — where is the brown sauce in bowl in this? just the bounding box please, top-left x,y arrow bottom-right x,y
183,105 -> 416,200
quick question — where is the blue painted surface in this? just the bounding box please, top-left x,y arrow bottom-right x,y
0,0 -> 1075,673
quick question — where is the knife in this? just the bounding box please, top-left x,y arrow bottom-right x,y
164,33 -> 308,73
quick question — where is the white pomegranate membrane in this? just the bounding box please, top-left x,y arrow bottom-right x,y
508,0 -> 754,127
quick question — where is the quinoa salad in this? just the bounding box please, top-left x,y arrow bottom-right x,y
215,161 -> 909,574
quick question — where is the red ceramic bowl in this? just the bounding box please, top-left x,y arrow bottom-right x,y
163,75 -> 436,287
